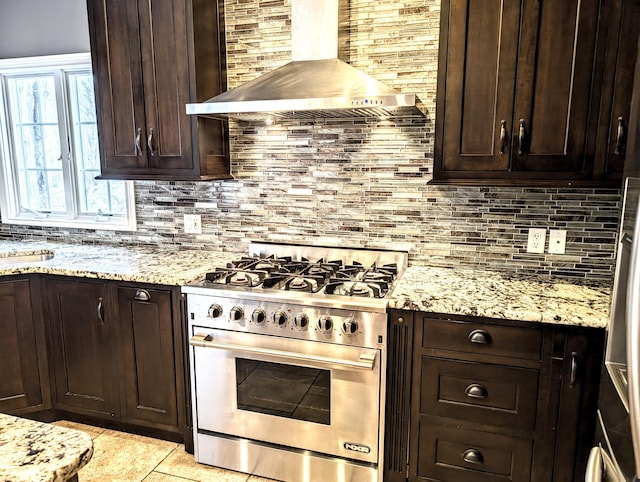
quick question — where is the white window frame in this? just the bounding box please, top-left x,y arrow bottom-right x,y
0,53 -> 136,231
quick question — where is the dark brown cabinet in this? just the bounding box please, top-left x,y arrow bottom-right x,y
46,278 -> 118,418
595,0 -> 640,180
433,0 -> 639,186
86,0 -> 230,180
118,286 -> 184,432
45,277 -> 186,438
385,310 -> 605,482
0,277 -> 47,414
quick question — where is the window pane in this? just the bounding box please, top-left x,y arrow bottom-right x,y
7,75 -> 65,212
68,72 -> 126,216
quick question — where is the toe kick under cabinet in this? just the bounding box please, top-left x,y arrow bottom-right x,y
384,310 -> 605,482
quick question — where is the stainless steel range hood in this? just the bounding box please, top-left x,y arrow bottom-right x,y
186,0 -> 418,122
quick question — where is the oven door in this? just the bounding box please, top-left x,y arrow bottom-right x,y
189,326 -> 382,464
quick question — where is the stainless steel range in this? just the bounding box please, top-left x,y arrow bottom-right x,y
182,243 -> 408,482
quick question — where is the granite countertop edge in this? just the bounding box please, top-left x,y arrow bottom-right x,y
0,414 -> 93,482
0,241 -> 612,329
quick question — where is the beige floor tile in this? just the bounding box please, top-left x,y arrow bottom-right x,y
78,429 -> 178,482
153,447 -> 249,482
51,420 -> 106,439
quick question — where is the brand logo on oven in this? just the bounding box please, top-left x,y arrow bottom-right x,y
344,442 -> 371,454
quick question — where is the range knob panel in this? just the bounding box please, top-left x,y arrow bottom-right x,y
273,309 -> 288,327
252,308 -> 266,324
229,305 -> 244,322
342,317 -> 358,335
318,315 -> 333,332
208,303 -> 223,318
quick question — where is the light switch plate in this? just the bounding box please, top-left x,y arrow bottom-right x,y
527,228 -> 546,254
184,214 -> 202,234
548,230 -> 567,254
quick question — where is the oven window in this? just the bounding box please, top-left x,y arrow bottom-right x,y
236,358 -> 330,425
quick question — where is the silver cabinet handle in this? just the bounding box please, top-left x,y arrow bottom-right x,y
97,297 -> 104,326
135,128 -> 142,155
134,289 -> 151,301
499,120 -> 507,155
570,351 -> 578,387
147,128 -> 156,156
615,116 -> 626,156
468,329 -> 492,344
189,333 -> 376,371
462,448 -> 484,465
518,119 -> 528,155
465,383 -> 488,399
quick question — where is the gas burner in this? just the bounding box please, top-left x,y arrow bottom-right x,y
325,280 -> 389,298
205,268 -> 267,287
285,276 -> 321,292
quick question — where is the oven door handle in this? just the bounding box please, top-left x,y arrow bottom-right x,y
189,333 -> 377,371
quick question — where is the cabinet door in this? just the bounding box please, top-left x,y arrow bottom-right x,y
46,278 -> 117,417
595,0 -> 640,178
435,0 -> 605,184
438,0 -> 521,173
117,286 -> 179,430
0,279 -> 42,412
138,0 -> 194,171
511,0 -> 600,173
87,0 -> 148,171
551,328 -> 605,482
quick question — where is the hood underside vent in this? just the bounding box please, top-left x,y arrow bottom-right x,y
185,0 -> 420,122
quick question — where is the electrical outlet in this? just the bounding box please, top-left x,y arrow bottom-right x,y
183,214 -> 202,234
548,230 -> 567,254
527,228 -> 546,254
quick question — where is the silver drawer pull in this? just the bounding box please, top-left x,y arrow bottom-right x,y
134,289 -> 151,301
468,329 -> 492,344
189,333 -> 376,371
465,383 -> 488,399
462,448 -> 484,465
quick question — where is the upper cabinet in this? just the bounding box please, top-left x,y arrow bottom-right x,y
86,0 -> 231,180
433,0 -> 640,186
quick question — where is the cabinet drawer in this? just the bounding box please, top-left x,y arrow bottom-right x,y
420,357 -> 539,431
417,421 -> 533,482
421,318 -> 542,361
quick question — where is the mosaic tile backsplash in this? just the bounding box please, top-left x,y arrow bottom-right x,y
0,0 -> 622,282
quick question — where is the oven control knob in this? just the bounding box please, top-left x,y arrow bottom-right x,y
251,308 -> 266,324
229,306 -> 244,322
273,309 -> 288,327
318,315 -> 333,332
208,304 -> 223,318
342,317 -> 358,335
294,313 -> 309,330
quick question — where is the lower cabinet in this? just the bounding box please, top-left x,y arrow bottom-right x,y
45,276 -> 186,438
46,278 -> 118,418
385,309 -> 605,482
117,286 -> 182,432
0,277 -> 48,414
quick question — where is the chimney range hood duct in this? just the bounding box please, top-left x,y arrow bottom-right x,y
186,0 -> 418,122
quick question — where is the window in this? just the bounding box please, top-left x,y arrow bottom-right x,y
0,53 -> 136,231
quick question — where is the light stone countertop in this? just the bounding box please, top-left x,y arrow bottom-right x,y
0,241 -> 612,328
0,414 -> 93,482
389,266 -> 611,329
0,240 -> 238,285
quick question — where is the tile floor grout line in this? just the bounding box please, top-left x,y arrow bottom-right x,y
145,445 -> 181,479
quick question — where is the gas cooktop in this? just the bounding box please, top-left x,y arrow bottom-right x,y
185,242 -> 408,310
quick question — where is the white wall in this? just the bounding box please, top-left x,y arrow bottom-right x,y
0,0 -> 90,58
